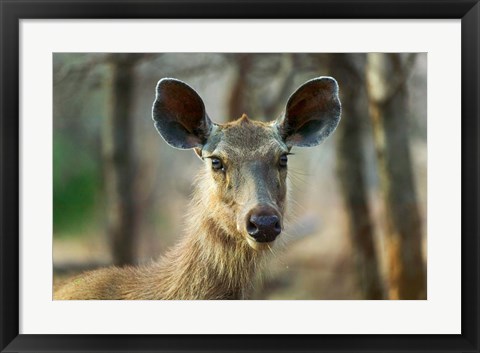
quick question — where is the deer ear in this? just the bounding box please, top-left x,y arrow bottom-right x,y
152,78 -> 213,149
276,77 -> 341,147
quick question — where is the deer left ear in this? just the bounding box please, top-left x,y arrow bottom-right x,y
276,77 -> 341,147
152,78 -> 213,149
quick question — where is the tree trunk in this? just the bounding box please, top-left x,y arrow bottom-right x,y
366,53 -> 426,299
228,54 -> 253,120
103,54 -> 139,266
328,54 -> 384,299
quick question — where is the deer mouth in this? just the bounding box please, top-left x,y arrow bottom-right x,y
245,235 -> 277,251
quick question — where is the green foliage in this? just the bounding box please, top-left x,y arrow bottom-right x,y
53,136 -> 101,237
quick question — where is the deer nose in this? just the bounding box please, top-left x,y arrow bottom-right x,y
246,209 -> 282,243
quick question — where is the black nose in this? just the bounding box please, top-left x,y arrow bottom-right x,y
246,212 -> 281,243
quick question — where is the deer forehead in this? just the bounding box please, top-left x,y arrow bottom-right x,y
207,118 -> 288,161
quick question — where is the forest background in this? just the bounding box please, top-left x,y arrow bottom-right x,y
53,53 -> 427,300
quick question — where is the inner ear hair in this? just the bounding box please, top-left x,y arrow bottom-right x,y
194,147 -> 203,159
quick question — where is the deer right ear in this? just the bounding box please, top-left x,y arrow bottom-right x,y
152,78 -> 213,149
276,77 -> 341,147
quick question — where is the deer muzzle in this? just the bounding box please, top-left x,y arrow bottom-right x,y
245,206 -> 282,243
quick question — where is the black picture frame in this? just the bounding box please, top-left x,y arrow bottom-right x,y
1,1 -> 479,352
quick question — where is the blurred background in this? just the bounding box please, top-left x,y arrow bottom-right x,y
53,53 -> 427,300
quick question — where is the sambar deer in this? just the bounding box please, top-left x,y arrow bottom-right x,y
54,76 -> 341,300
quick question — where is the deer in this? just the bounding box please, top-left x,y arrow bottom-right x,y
54,76 -> 341,300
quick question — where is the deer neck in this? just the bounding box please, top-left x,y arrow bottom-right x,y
157,192 -> 262,300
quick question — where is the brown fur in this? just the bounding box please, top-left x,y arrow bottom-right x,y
54,117 -> 279,300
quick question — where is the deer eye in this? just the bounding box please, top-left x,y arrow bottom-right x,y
279,154 -> 288,167
211,157 -> 224,171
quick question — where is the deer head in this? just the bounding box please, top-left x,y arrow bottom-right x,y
152,77 -> 341,250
